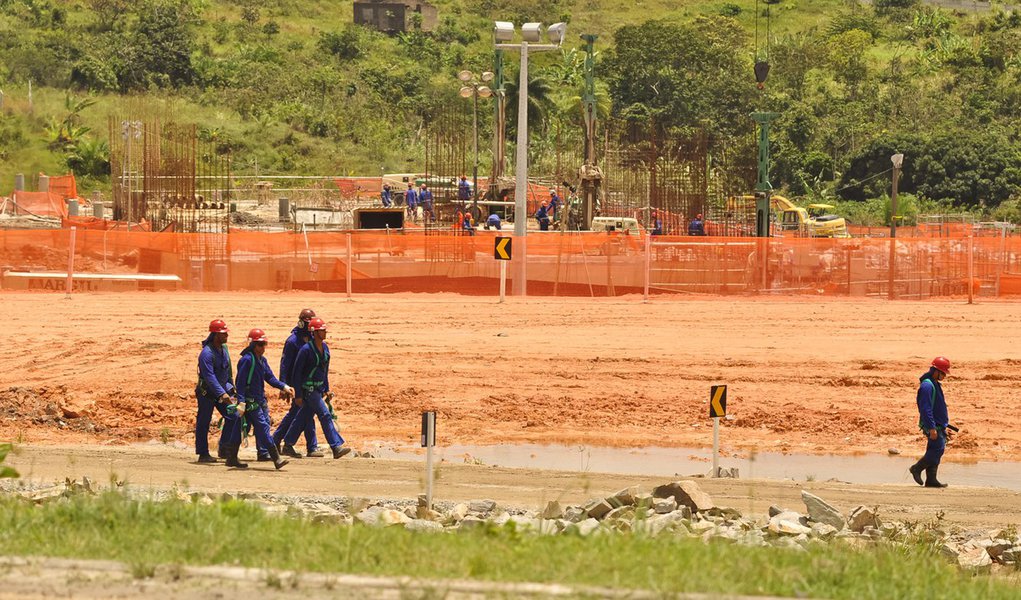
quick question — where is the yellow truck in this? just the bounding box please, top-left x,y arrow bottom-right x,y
773,196 -> 850,238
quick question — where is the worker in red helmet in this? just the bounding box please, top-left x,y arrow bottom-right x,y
280,317 -> 351,459
271,308 -> 321,459
194,319 -> 236,463
909,356 -> 953,488
223,328 -> 294,470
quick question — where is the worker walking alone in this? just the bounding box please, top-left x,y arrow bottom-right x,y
280,318 -> 352,459
272,308 -> 321,458
405,183 -> 418,223
419,184 -> 435,223
224,329 -> 295,470
909,356 -> 953,488
194,319 -> 236,463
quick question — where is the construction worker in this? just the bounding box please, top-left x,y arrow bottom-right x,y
419,184 -> 435,223
548,188 -> 561,220
458,176 -> 471,203
485,212 -> 502,231
280,317 -> 352,459
272,308 -> 321,458
462,210 -> 475,236
688,213 -> 706,236
404,183 -> 418,223
224,329 -> 294,470
195,319 -> 235,463
651,210 -> 664,235
909,357 -> 953,488
535,201 -> 551,231
381,183 -> 393,208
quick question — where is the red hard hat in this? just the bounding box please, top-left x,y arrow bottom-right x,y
309,317 -> 328,332
208,319 -> 229,334
931,356 -> 951,374
247,328 -> 268,343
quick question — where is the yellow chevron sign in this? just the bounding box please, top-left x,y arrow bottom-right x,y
494,236 -> 512,260
709,385 -> 727,418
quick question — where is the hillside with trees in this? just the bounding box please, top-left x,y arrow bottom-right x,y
2,0 -> 1021,224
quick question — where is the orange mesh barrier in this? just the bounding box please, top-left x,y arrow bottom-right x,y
48,174 -> 78,200
2,228 -> 1021,298
8,191 -> 68,219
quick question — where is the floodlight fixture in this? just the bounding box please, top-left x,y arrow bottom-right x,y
494,21 -> 515,42
521,22 -> 543,43
546,22 -> 567,45
478,86 -> 493,98
457,70 -> 474,82
459,86 -> 473,98
891,153 -> 904,169
481,71 -> 495,82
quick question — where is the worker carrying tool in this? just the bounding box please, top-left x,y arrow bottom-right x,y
223,329 -> 294,470
279,318 -> 352,459
271,308 -> 321,458
909,356 -> 953,488
194,319 -> 235,464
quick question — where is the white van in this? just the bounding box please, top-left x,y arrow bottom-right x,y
589,216 -> 644,234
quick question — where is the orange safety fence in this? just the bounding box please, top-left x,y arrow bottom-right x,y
2,228 -> 1021,298
48,174 -> 79,201
5,191 -> 68,219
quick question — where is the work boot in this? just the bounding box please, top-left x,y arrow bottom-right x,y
217,445 -> 227,460
267,445 -> 289,471
924,466 -> 947,488
306,448 -> 325,458
281,444 -> 304,459
908,460 -> 927,486
225,445 -> 248,469
332,445 -> 352,459
256,454 -> 273,462
196,454 -> 218,464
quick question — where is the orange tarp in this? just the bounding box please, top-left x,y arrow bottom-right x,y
48,174 -> 78,200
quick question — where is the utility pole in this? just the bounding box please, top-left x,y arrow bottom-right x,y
580,34 -> 599,231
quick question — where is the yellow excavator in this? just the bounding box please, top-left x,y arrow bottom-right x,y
772,196 -> 850,238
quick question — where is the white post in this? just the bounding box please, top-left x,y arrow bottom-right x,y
967,235 -> 974,305
712,416 -> 720,478
499,260 -> 507,303
512,42 -> 529,297
65,226 -> 77,298
346,232 -> 353,299
643,233 -> 652,303
426,443 -> 434,510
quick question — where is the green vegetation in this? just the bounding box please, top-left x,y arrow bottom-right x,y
2,0 -> 1021,223
1,492 -> 1019,598
0,444 -> 17,479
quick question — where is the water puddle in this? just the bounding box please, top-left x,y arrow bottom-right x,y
365,442 -> 1021,491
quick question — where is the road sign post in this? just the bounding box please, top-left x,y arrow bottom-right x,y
421,411 -> 437,509
495,236 -> 512,303
709,385 -> 727,478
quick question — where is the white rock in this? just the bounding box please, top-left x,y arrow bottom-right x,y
356,506 -> 409,527
653,498 -> 677,514
570,517 -> 601,537
540,500 -> 564,520
469,499 -> 497,513
958,545 -> 993,570
847,506 -> 880,533
404,519 -> 443,533
801,491 -> 845,530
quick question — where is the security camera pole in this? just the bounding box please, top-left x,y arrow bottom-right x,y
494,21 -> 567,296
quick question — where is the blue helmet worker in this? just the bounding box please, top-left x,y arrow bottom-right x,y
194,319 -> 236,463
381,183 -> 393,208
535,201 -> 550,231
486,213 -> 502,231
688,213 -> 706,236
548,188 -> 561,219
909,357 -> 953,488
458,176 -> 472,202
419,184 -> 435,223
280,318 -> 352,459
405,183 -> 418,213
223,329 -> 293,470
272,308 -> 321,459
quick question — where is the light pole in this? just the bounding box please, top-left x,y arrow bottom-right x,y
121,120 -> 142,225
457,70 -> 494,205
890,153 -> 904,239
494,20 -> 567,296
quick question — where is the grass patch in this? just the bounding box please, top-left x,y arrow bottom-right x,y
0,492 -> 1017,598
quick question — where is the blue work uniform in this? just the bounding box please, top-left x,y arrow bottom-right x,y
405,188 -> 418,211
226,345 -> 288,450
195,333 -> 235,458
486,214 -> 502,231
548,193 -> 560,219
271,326 -> 319,454
688,218 -> 705,236
283,341 -> 345,449
381,186 -> 393,208
535,205 -> 550,231
458,179 -> 471,202
419,189 -> 434,222
917,370 -> 949,466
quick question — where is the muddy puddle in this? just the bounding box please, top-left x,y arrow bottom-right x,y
365,442 -> 1021,491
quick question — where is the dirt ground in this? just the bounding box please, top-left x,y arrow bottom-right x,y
1,291 -> 1019,461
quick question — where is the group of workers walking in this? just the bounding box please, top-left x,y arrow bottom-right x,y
195,308 -> 351,470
